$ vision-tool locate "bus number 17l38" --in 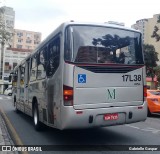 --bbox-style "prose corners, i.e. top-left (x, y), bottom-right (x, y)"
top-left (122, 74), bottom-right (142, 82)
